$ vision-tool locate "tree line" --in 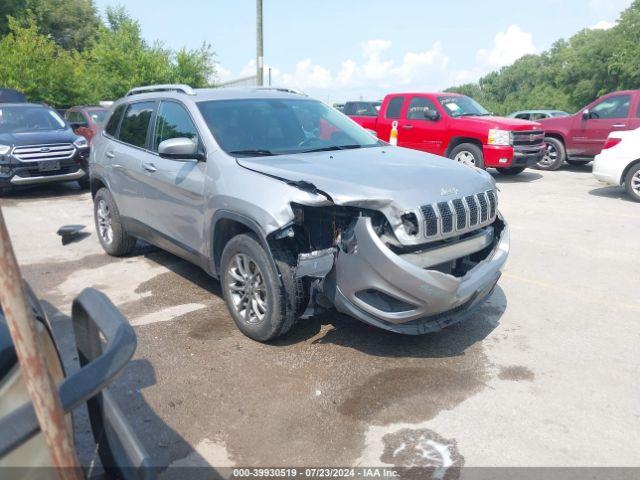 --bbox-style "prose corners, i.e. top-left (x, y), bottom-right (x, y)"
top-left (446, 0), bottom-right (640, 115)
top-left (0, 1), bottom-right (217, 107)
